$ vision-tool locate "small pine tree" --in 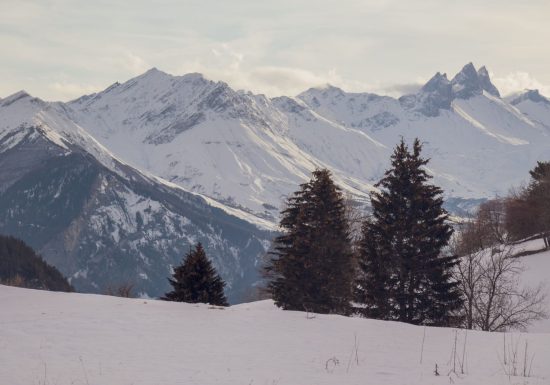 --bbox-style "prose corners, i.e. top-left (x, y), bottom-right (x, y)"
top-left (162, 243), bottom-right (228, 306)
top-left (355, 138), bottom-right (462, 326)
top-left (266, 169), bottom-right (355, 315)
